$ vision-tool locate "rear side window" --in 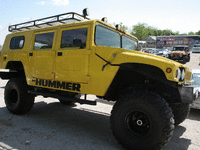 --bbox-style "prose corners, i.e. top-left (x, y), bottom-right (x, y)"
top-left (34, 32), bottom-right (54, 50)
top-left (61, 28), bottom-right (88, 49)
top-left (10, 36), bottom-right (25, 49)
